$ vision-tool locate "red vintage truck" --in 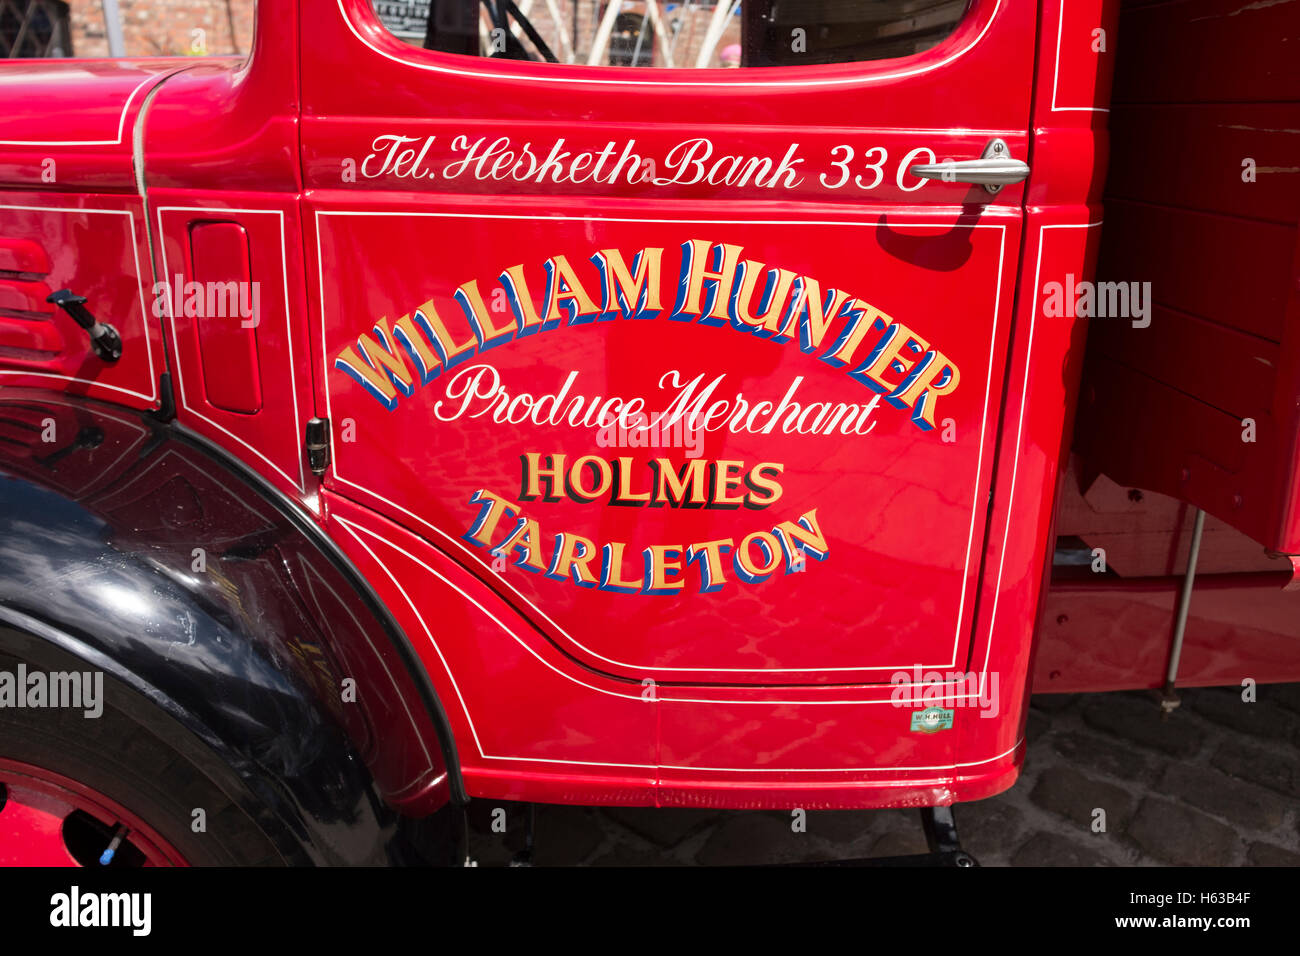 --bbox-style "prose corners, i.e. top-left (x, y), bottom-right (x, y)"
top-left (0, 0), bottom-right (1295, 866)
